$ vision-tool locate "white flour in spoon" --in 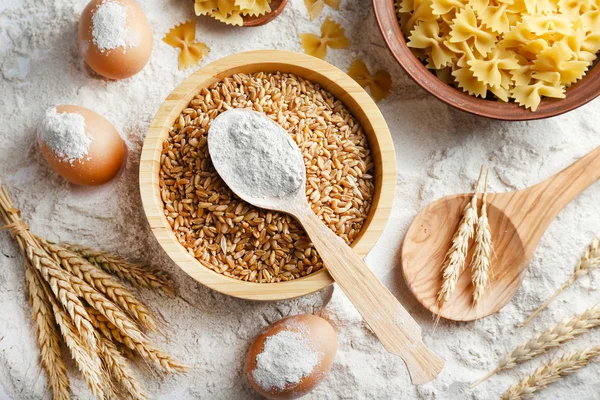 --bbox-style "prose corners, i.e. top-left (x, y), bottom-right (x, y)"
top-left (208, 109), bottom-right (305, 199)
